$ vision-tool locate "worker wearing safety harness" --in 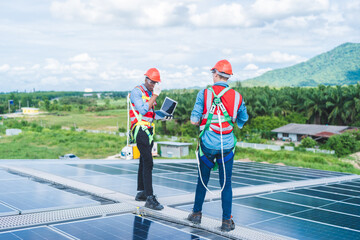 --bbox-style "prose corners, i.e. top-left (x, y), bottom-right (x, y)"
top-left (187, 60), bottom-right (248, 232)
top-left (130, 68), bottom-right (170, 211)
